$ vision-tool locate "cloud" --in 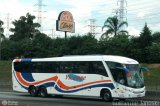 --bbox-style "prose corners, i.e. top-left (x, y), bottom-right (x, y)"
top-left (137, 12), bottom-right (146, 19)
top-left (127, 27), bottom-right (140, 36)
top-left (1, 0), bottom-right (160, 38)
